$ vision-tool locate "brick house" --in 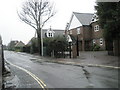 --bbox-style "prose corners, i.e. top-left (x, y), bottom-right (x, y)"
top-left (91, 21), bottom-right (106, 50)
top-left (65, 12), bottom-right (106, 57)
